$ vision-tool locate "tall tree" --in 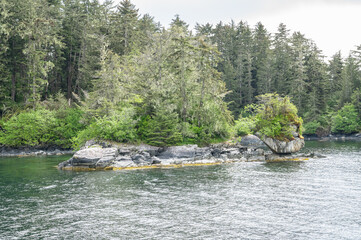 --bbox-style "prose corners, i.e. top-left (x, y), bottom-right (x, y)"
top-left (22, 0), bottom-right (61, 106)
top-left (75, 0), bottom-right (109, 94)
top-left (237, 21), bottom-right (253, 106)
top-left (289, 32), bottom-right (308, 112)
top-left (109, 0), bottom-right (139, 56)
top-left (340, 54), bottom-right (359, 105)
top-left (305, 44), bottom-right (328, 119)
top-left (0, 0), bottom-right (10, 106)
top-left (212, 21), bottom-right (239, 116)
top-left (62, 0), bottom-right (86, 99)
top-left (168, 25), bottom-right (195, 122)
top-left (328, 51), bottom-right (343, 109)
top-left (272, 23), bottom-right (292, 94)
top-left (252, 22), bottom-right (272, 95)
